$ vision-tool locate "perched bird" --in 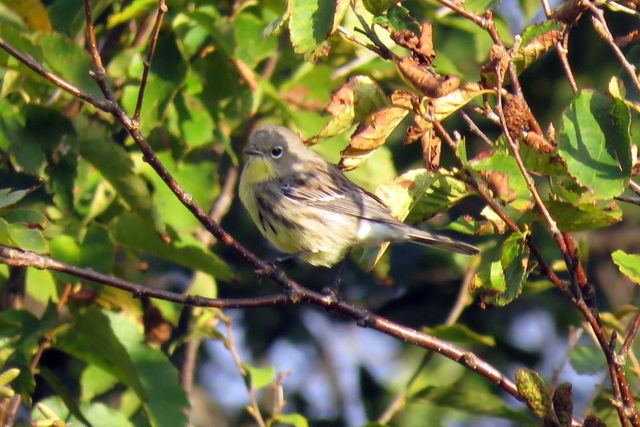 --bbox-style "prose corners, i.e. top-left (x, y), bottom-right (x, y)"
top-left (239, 125), bottom-right (479, 267)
